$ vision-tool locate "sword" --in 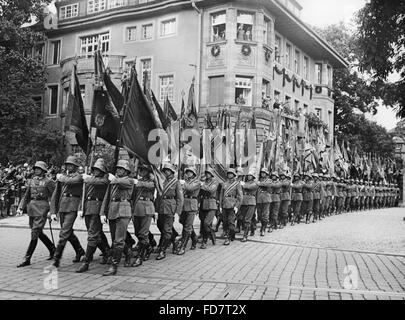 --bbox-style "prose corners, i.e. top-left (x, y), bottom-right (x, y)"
top-left (48, 218), bottom-right (55, 246)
